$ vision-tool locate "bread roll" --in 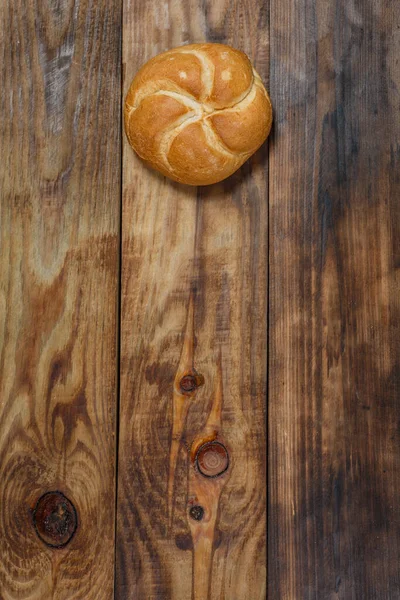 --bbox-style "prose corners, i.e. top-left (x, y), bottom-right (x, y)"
top-left (124, 43), bottom-right (273, 186)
